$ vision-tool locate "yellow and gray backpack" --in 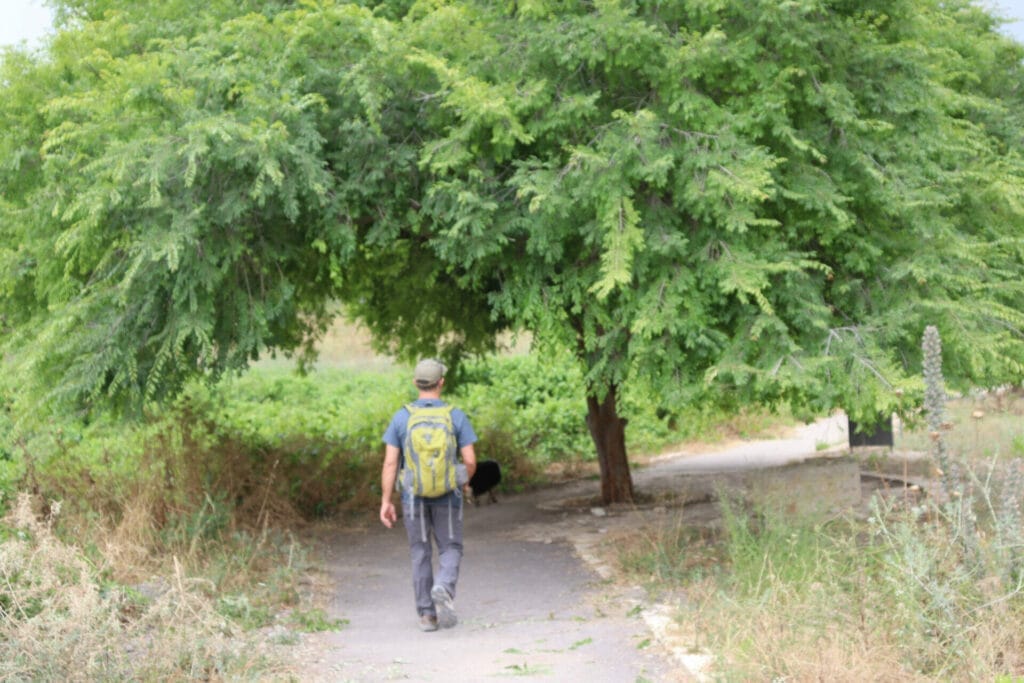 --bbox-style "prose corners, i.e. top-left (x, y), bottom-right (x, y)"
top-left (401, 403), bottom-right (459, 498)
